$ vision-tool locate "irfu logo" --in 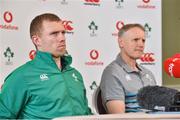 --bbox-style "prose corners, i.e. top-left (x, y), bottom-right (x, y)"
top-left (4, 47), bottom-right (14, 65)
top-left (144, 23), bottom-right (152, 38)
top-left (88, 21), bottom-right (98, 37)
top-left (115, 0), bottom-right (124, 8)
top-left (90, 81), bottom-right (98, 90)
top-left (61, 0), bottom-right (68, 5)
